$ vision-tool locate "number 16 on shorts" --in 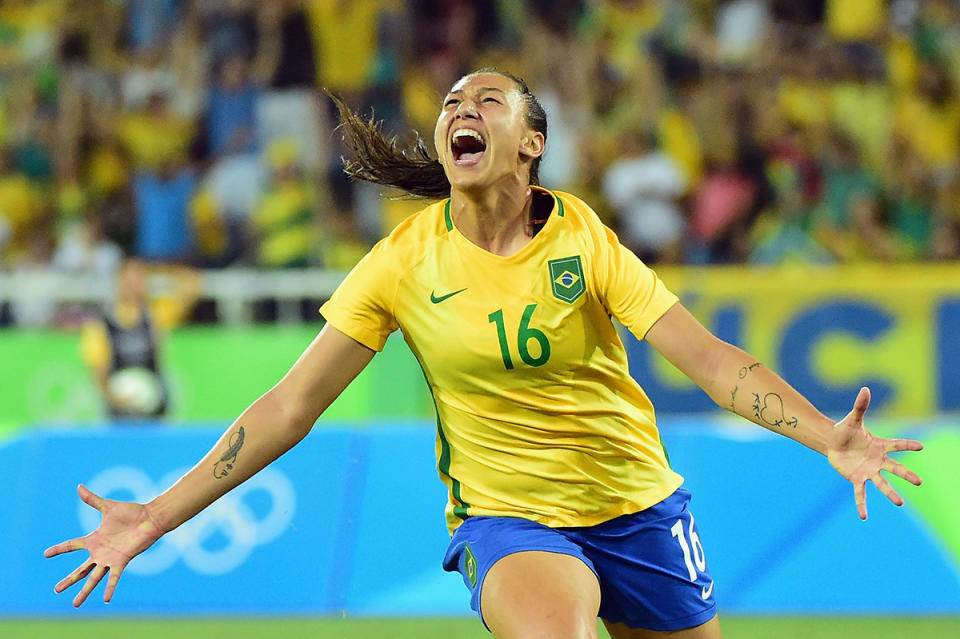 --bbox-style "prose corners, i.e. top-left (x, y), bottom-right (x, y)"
top-left (671, 513), bottom-right (714, 600)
